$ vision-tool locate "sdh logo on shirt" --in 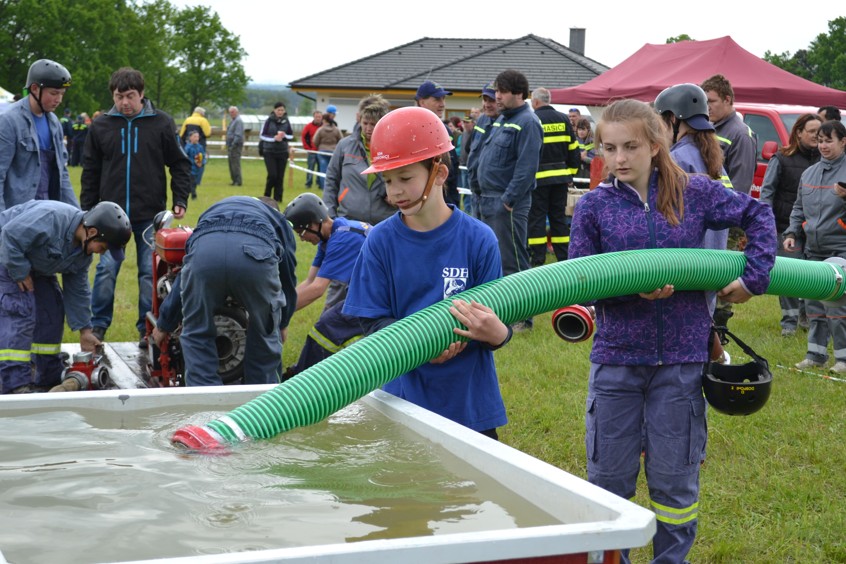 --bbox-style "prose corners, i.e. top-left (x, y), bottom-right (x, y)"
top-left (442, 267), bottom-right (468, 298)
